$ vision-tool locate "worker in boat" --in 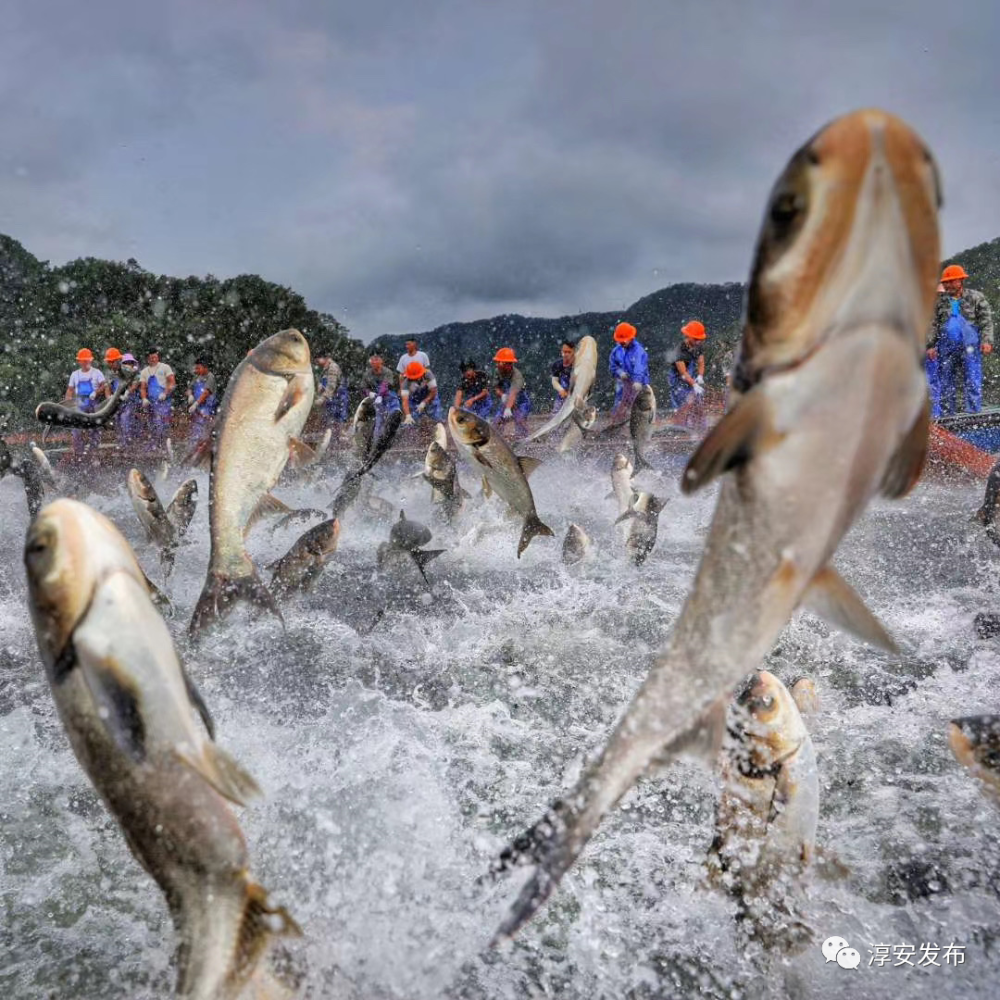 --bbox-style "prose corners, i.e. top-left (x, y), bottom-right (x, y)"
top-left (65, 348), bottom-right (106, 456)
top-left (314, 350), bottom-right (349, 428)
top-left (186, 357), bottom-right (218, 446)
top-left (401, 360), bottom-right (441, 426)
top-left (927, 264), bottom-right (994, 417)
top-left (139, 346), bottom-right (176, 452)
top-left (667, 320), bottom-right (707, 410)
top-left (396, 338), bottom-right (431, 390)
top-left (608, 322), bottom-right (649, 418)
top-left (550, 340), bottom-right (576, 411)
top-left (493, 347), bottom-right (531, 436)
top-left (362, 345), bottom-right (401, 436)
top-left (455, 359), bottom-right (492, 419)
